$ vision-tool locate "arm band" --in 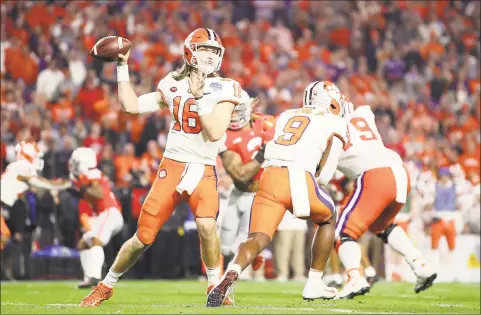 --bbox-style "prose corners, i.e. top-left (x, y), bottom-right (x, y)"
top-left (117, 64), bottom-right (130, 82)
